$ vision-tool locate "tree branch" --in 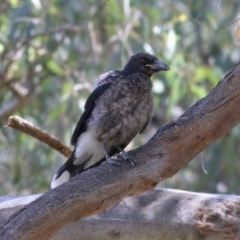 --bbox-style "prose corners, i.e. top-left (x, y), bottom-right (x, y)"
top-left (0, 82), bottom-right (30, 120)
top-left (15, 24), bottom-right (86, 50)
top-left (7, 116), bottom-right (72, 158)
top-left (0, 98), bottom-right (28, 120)
top-left (1, 62), bottom-right (240, 240)
top-left (1, 189), bottom-right (239, 240)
